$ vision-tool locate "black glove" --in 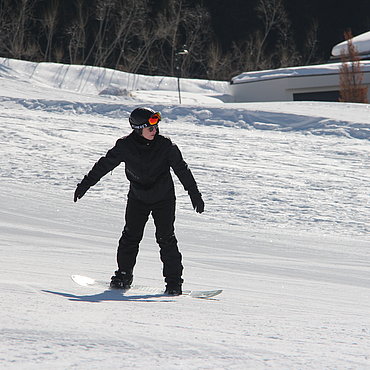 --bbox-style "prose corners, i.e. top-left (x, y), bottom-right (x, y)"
top-left (74, 177), bottom-right (90, 202)
top-left (189, 191), bottom-right (205, 214)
